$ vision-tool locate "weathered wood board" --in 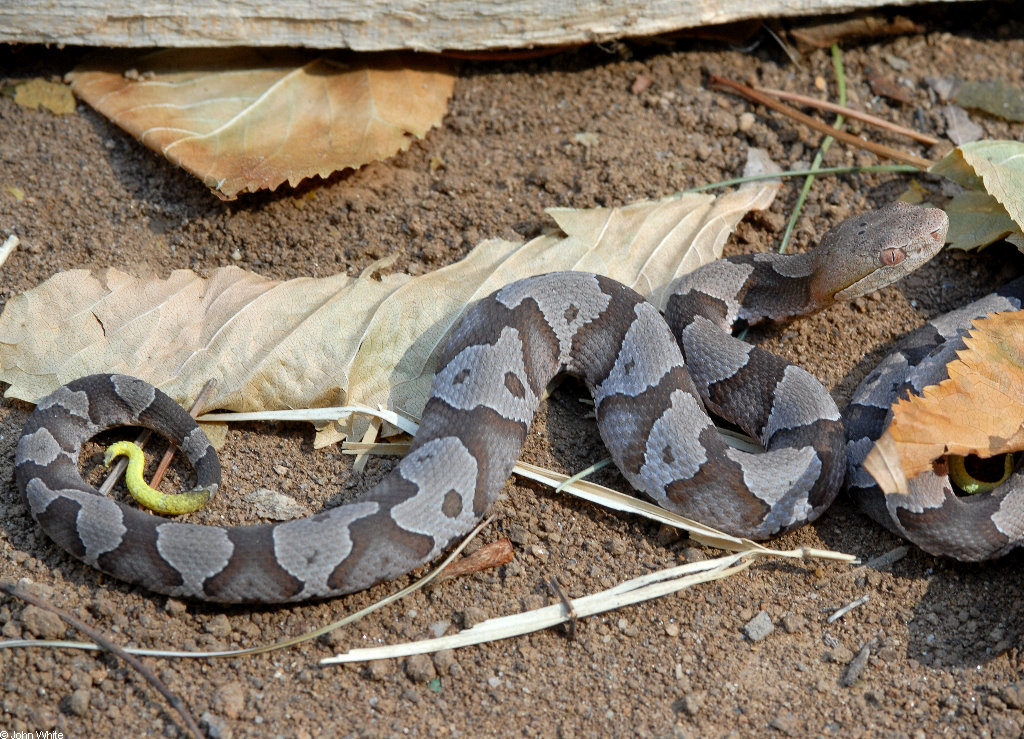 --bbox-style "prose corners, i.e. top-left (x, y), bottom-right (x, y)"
top-left (2, 0), bottom-right (975, 51)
